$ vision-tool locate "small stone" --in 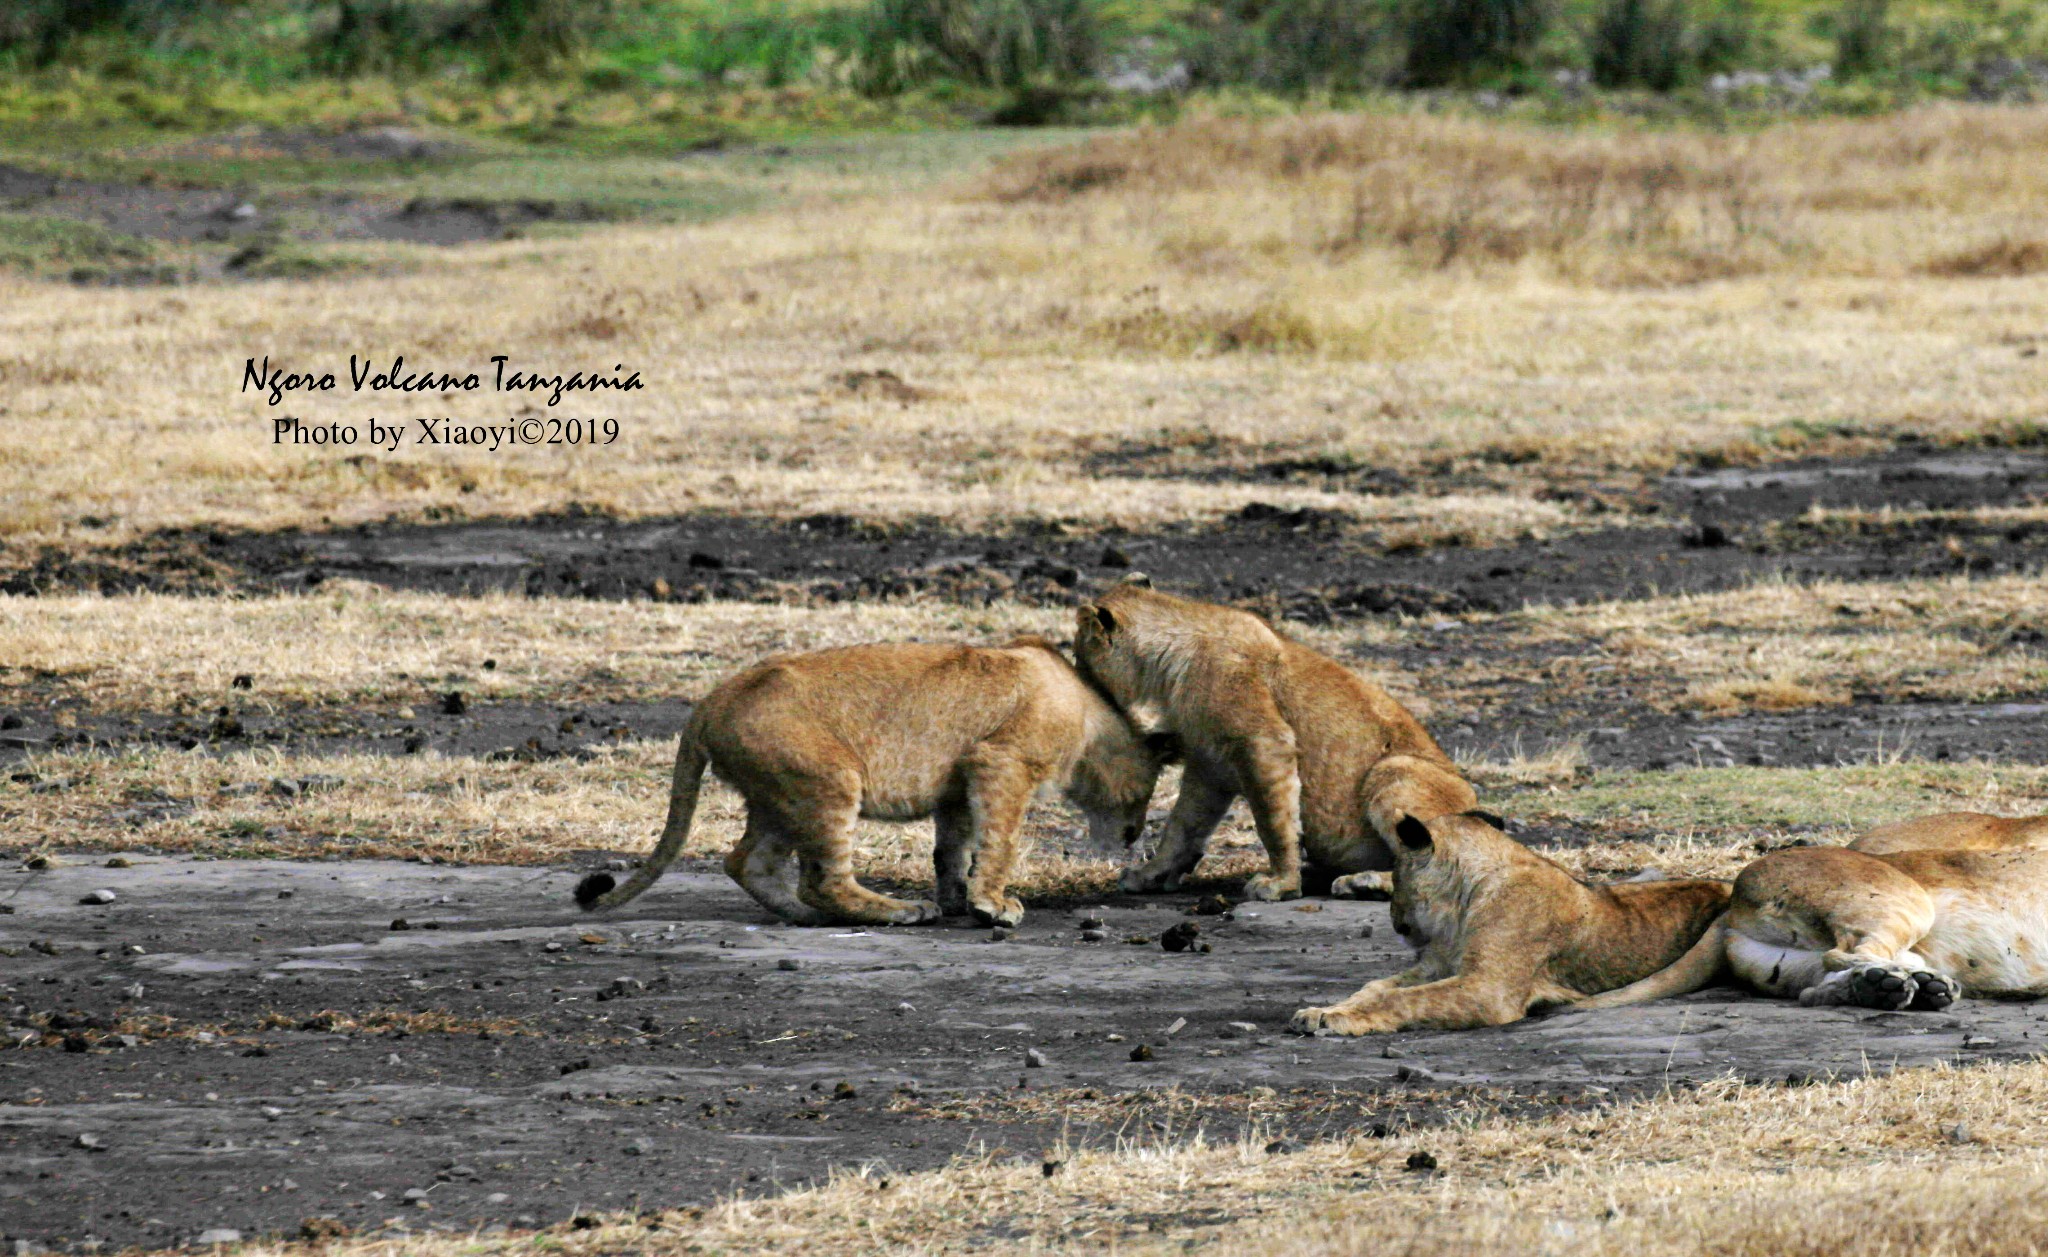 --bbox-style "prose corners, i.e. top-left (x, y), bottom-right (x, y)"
top-left (271, 777), bottom-right (301, 798)
top-left (1106, 1033), bottom-right (1126, 1042)
top-left (834, 1081), bottom-right (858, 1100)
top-left (1226, 1021), bottom-right (1259, 1035)
top-left (579, 932), bottom-right (609, 946)
top-left (1406, 1150), bottom-right (1439, 1171)
top-left (104, 857), bottom-right (132, 869)
top-left (1128, 1043), bottom-right (1154, 1062)
top-left (390, 918), bottom-right (411, 931)
top-left (1164, 1017), bottom-right (1187, 1037)
top-left (1944, 1123), bottom-right (1973, 1144)
top-left (605, 858), bottom-right (632, 872)
top-left (778, 957), bottom-right (803, 971)
top-left (543, 941), bottom-right (564, 952)
top-left (1099, 545), bottom-right (1132, 568)
top-left (1359, 924), bottom-right (1375, 938)
top-left (988, 926), bottom-right (1013, 942)
top-left (441, 692), bottom-right (468, 716)
top-left (1025, 1049), bottom-right (1050, 1069)
top-left (403, 1187), bottom-right (431, 1205)
top-left (1395, 1064), bottom-right (1439, 1083)
top-left (1264, 1137), bottom-right (1301, 1155)
top-left (298, 1218), bottom-right (351, 1241)
top-left (122, 944), bottom-right (144, 956)
top-left (894, 1002), bottom-right (915, 1015)
top-left (1076, 914), bottom-right (1105, 930)
top-left (486, 1193), bottom-right (511, 1205)
top-left (76, 1133), bottom-right (107, 1151)
top-left (624, 1138), bottom-right (654, 1156)
top-left (231, 673), bottom-right (254, 690)
top-left (1192, 894), bottom-right (1231, 916)
top-left (195, 1230), bottom-right (243, 1246)
top-left (278, 889), bottom-right (294, 899)
top-left (79, 889), bottom-right (117, 905)
top-left (1161, 922), bottom-right (1201, 952)
top-left (1381, 1045), bottom-right (1406, 1059)
top-left (1080, 928), bottom-right (1107, 942)
top-left (1964, 1035), bottom-right (1999, 1048)
top-left (262, 1106), bottom-right (285, 1120)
